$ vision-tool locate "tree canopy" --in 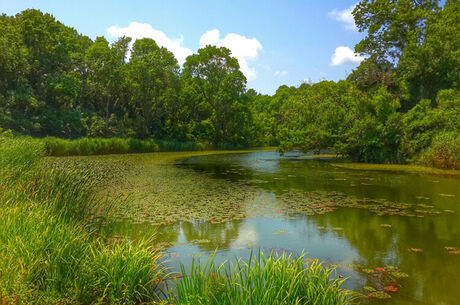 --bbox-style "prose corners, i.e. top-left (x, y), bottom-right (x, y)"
top-left (1, 2), bottom-right (459, 167)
